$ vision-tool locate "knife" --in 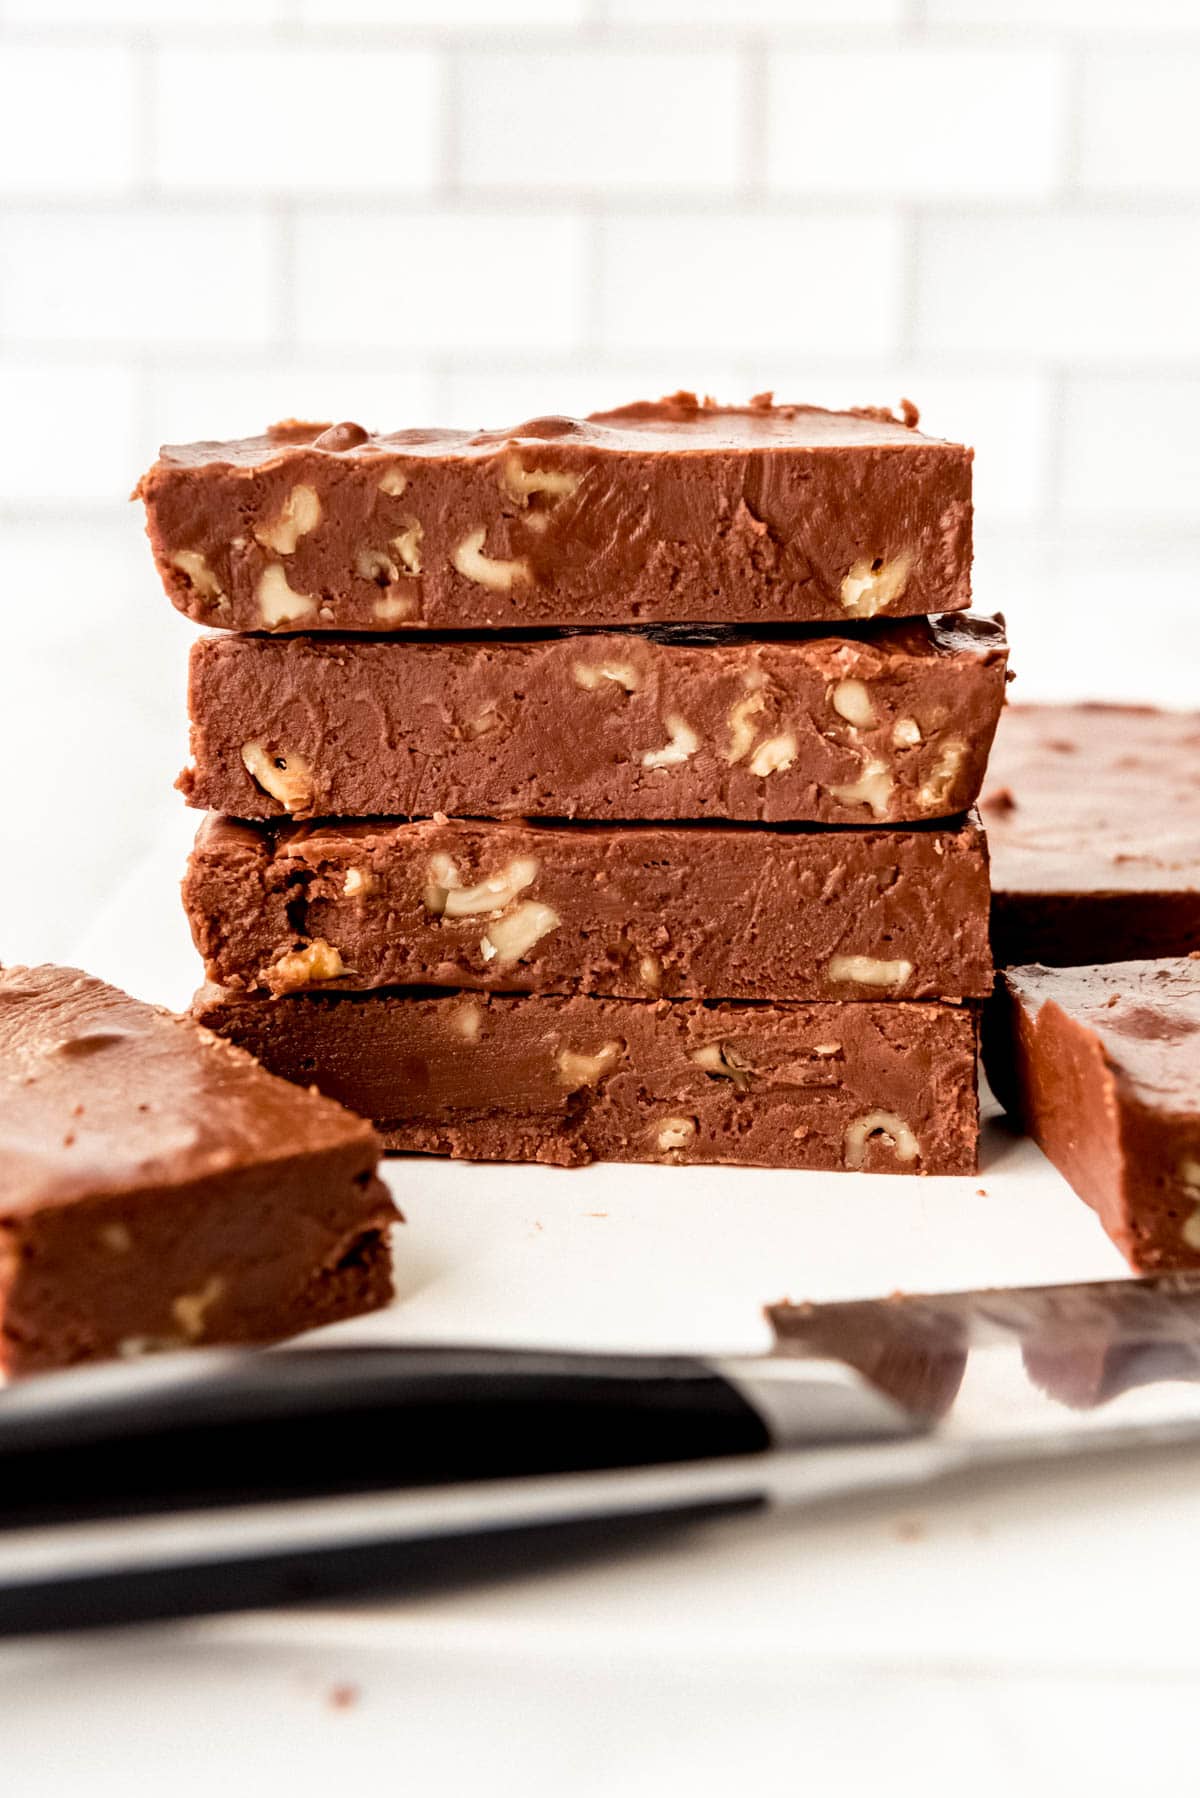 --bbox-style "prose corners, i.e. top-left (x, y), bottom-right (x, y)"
top-left (6, 1270), bottom-right (1200, 1636)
